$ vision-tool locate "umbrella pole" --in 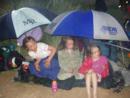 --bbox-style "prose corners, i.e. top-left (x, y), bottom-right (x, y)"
top-left (119, 42), bottom-right (126, 68)
top-left (105, 42), bottom-right (130, 51)
top-left (17, 43), bottom-right (21, 53)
